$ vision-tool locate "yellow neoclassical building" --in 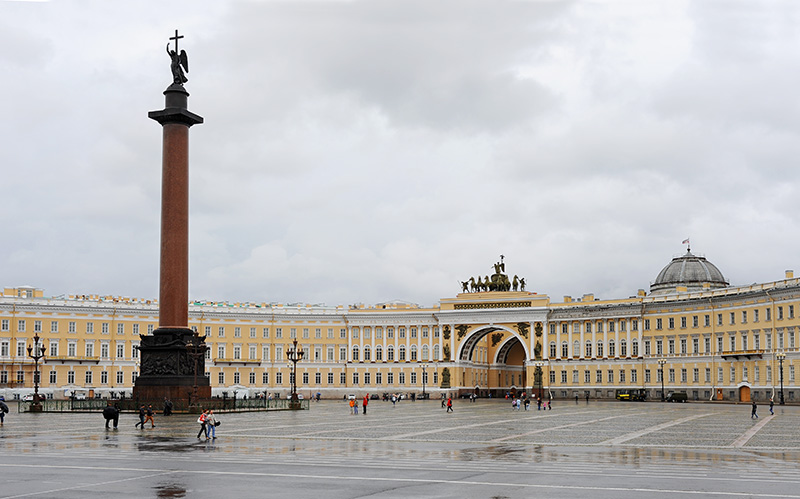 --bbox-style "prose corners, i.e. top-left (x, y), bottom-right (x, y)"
top-left (1, 250), bottom-right (798, 403)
